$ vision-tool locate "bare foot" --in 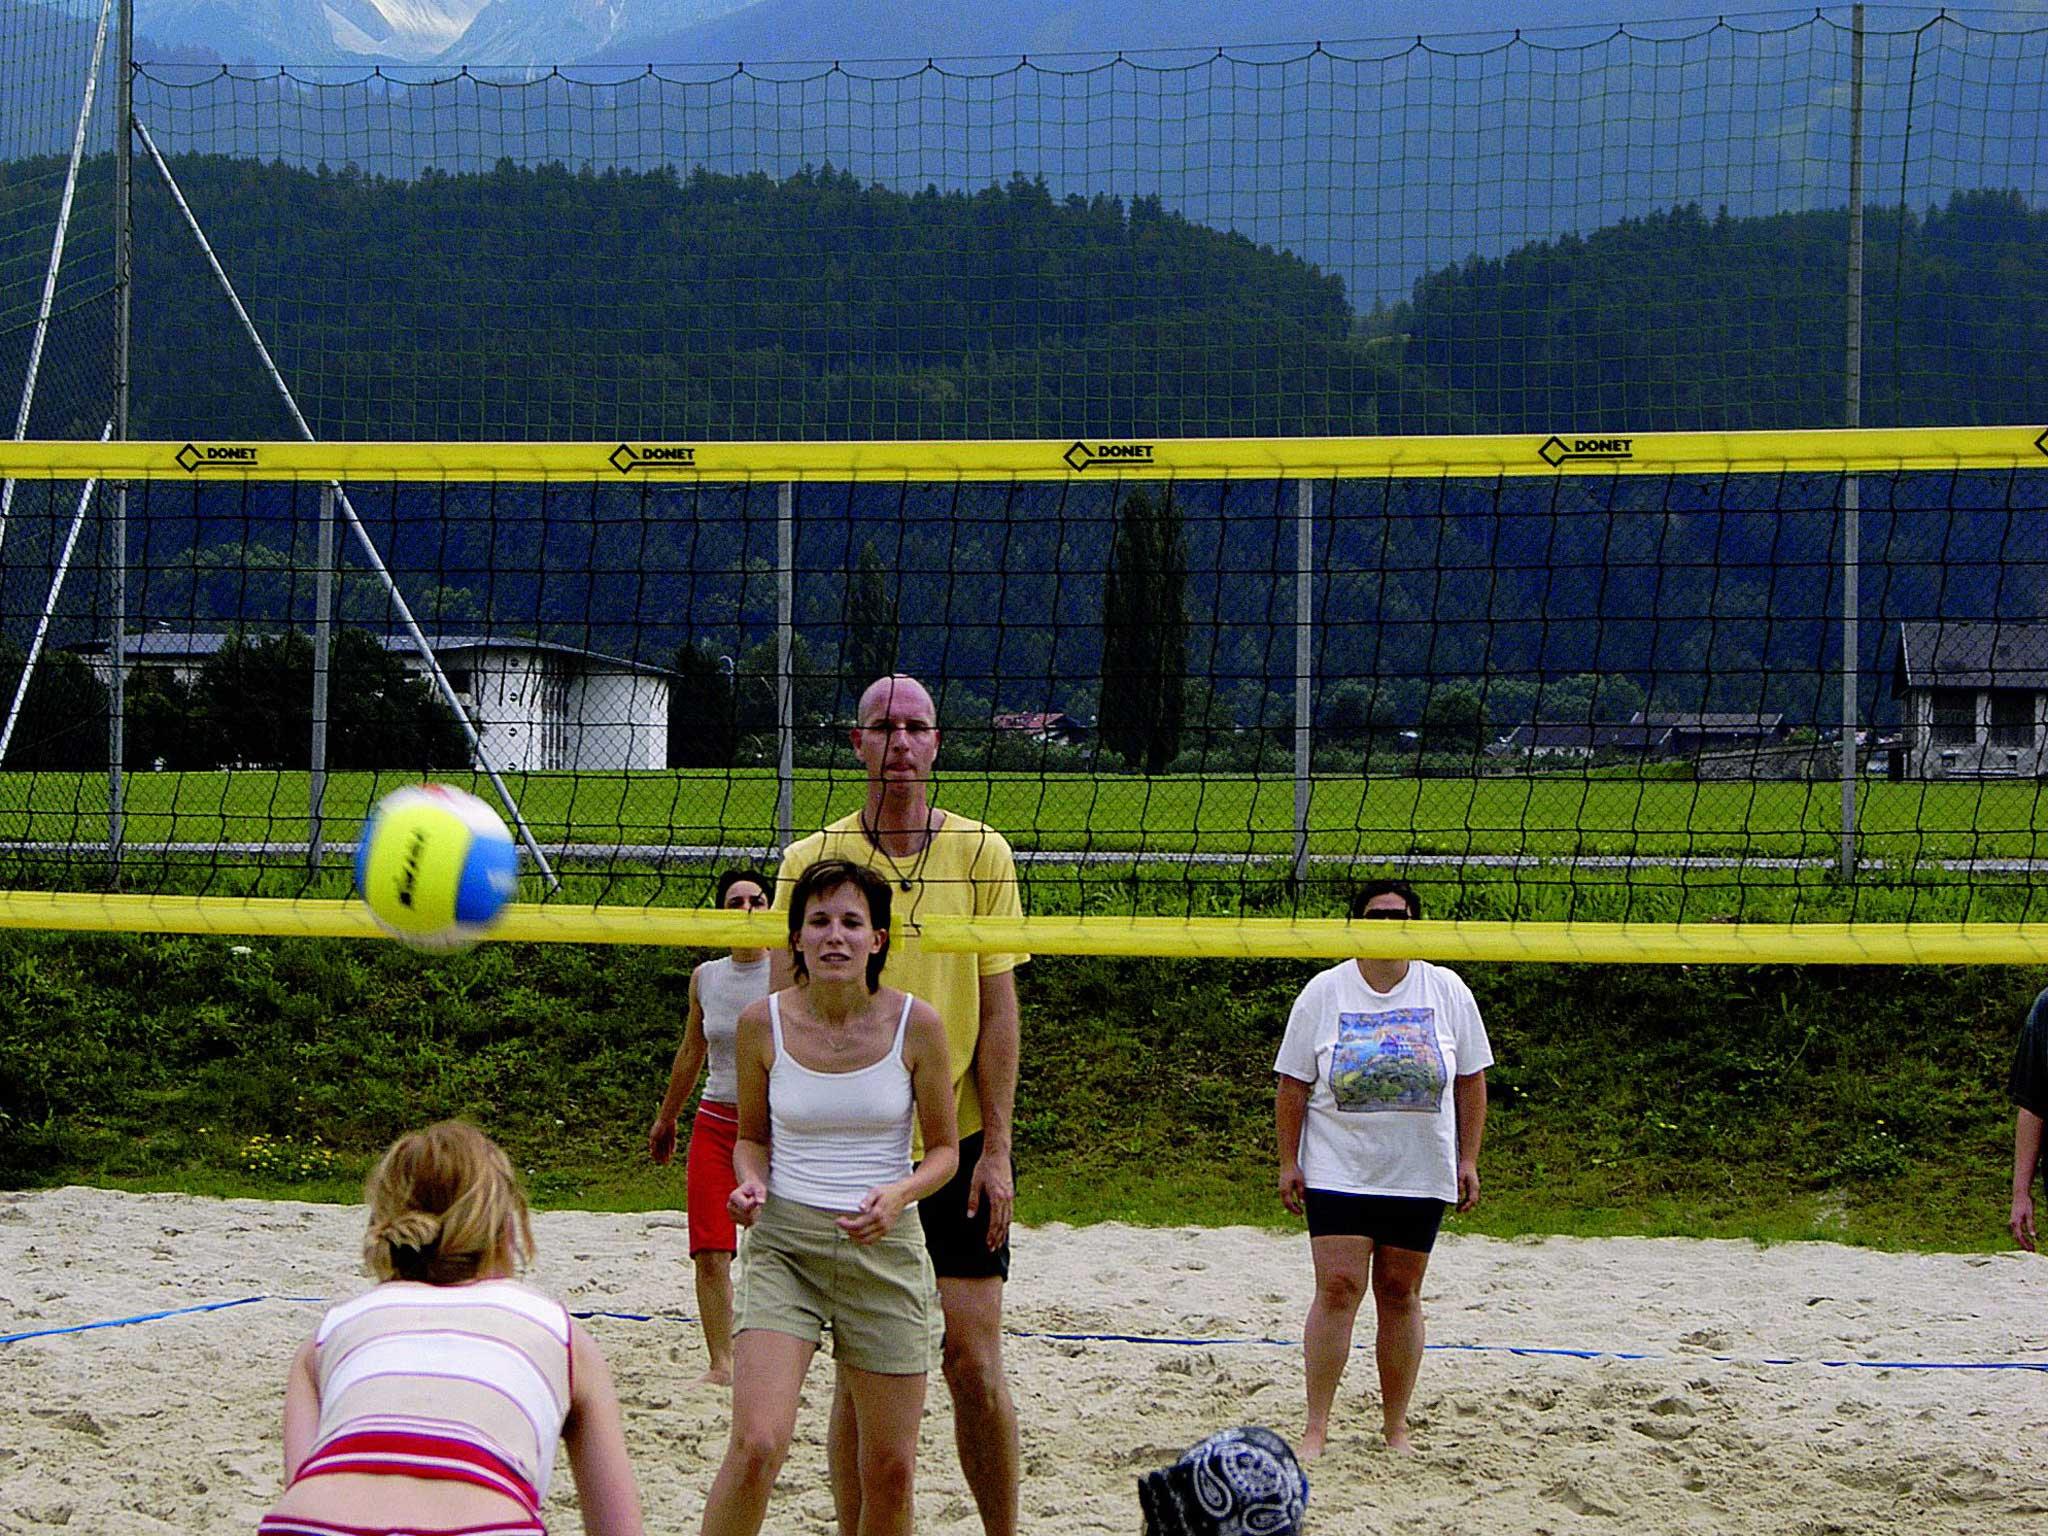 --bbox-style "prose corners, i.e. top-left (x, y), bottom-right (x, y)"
top-left (1383, 1425), bottom-right (1416, 1456)
top-left (1299, 1428), bottom-right (1327, 1462)
top-left (696, 1364), bottom-right (733, 1387)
